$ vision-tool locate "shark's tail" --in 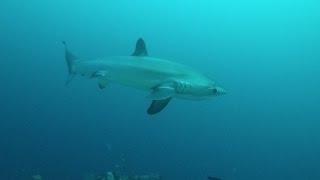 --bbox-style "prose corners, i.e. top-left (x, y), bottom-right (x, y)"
top-left (62, 41), bottom-right (78, 85)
